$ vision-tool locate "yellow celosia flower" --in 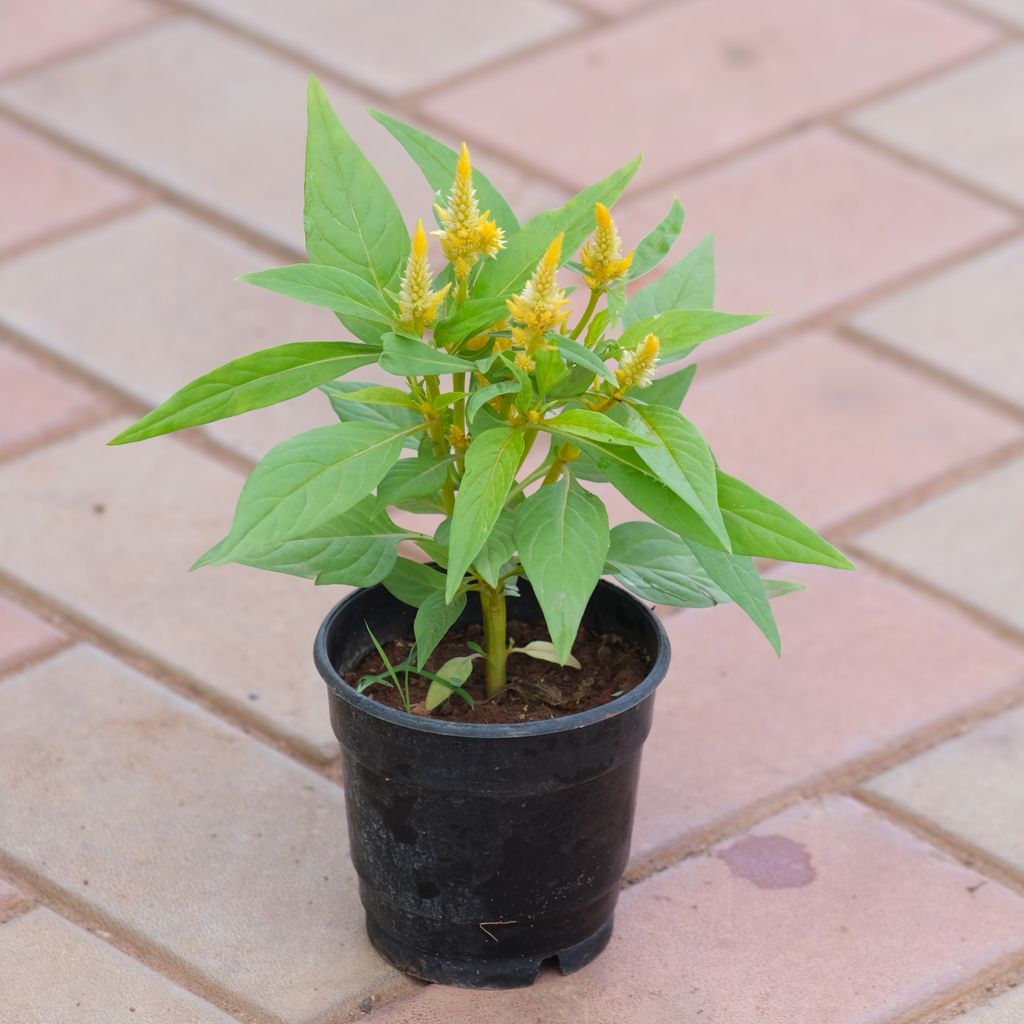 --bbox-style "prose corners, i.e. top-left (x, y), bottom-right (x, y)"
top-left (506, 234), bottom-right (571, 351)
top-left (434, 143), bottom-right (504, 282)
top-left (447, 423), bottom-right (469, 452)
top-left (398, 219), bottom-right (450, 333)
top-left (615, 334), bottom-right (660, 391)
top-left (579, 202), bottom-right (633, 289)
top-left (514, 350), bottom-right (536, 373)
